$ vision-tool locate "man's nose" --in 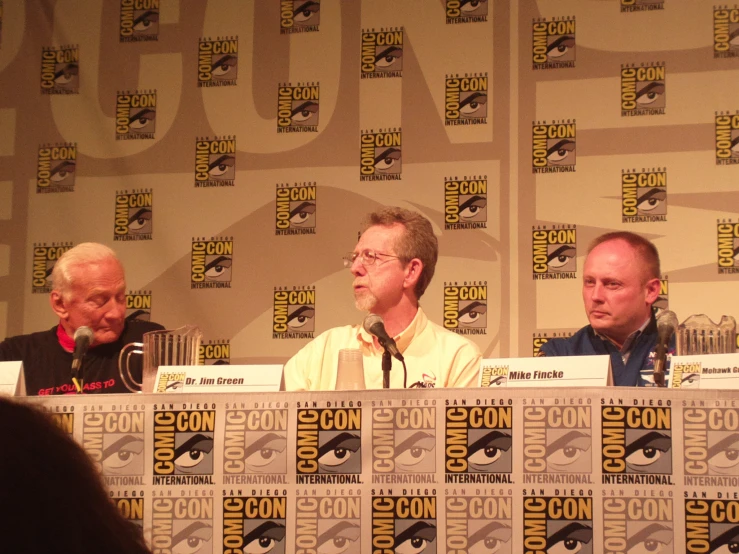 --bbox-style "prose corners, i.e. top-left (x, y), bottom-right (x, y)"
top-left (350, 256), bottom-right (366, 277)
top-left (590, 283), bottom-right (604, 302)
